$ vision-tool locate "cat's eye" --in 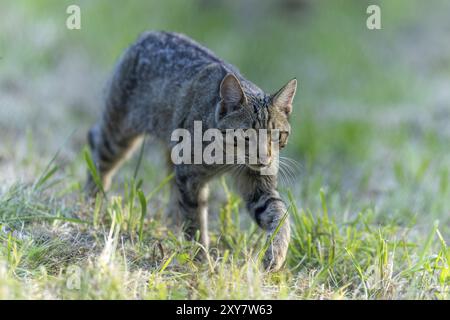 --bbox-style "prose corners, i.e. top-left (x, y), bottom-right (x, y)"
top-left (279, 131), bottom-right (288, 141)
top-left (279, 131), bottom-right (288, 148)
